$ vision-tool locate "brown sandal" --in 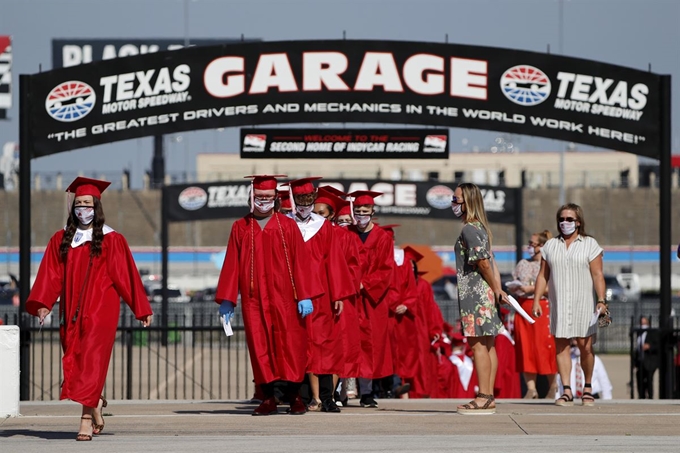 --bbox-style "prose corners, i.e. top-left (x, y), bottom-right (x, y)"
top-left (457, 392), bottom-right (496, 414)
top-left (76, 416), bottom-right (93, 441)
top-left (555, 385), bottom-right (574, 407)
top-left (93, 396), bottom-right (108, 435)
top-left (581, 384), bottom-right (595, 407)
